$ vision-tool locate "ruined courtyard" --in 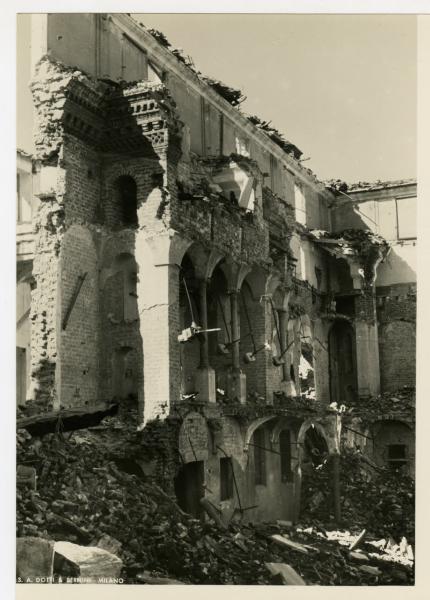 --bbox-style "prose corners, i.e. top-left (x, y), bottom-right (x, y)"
top-left (16, 14), bottom-right (416, 585)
